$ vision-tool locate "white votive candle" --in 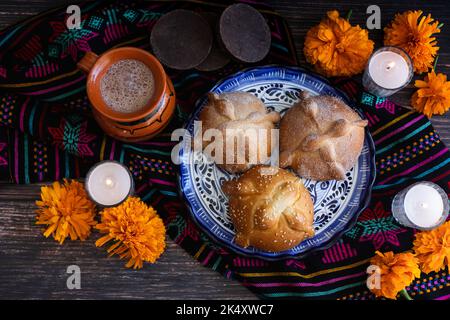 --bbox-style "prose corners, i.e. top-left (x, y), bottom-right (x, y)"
top-left (86, 160), bottom-right (134, 207)
top-left (404, 184), bottom-right (444, 228)
top-left (363, 46), bottom-right (413, 97)
top-left (369, 52), bottom-right (410, 89)
top-left (392, 181), bottom-right (449, 230)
